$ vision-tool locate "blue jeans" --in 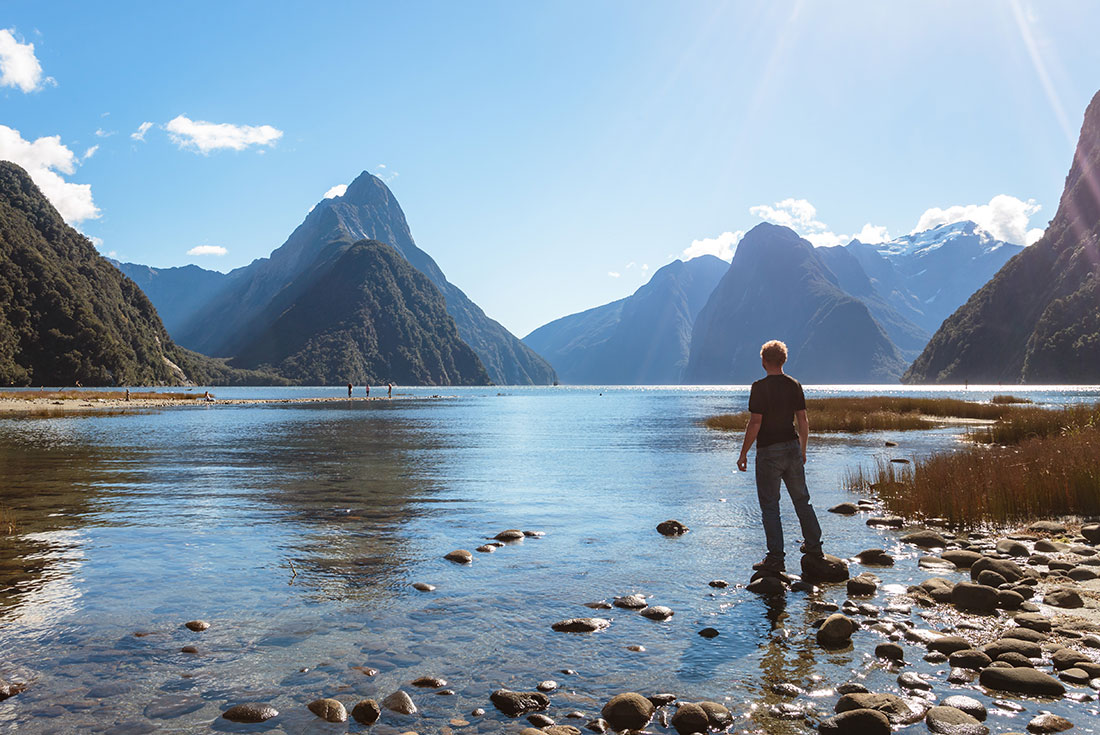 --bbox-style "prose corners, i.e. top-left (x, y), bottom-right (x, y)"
top-left (755, 439), bottom-right (822, 558)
